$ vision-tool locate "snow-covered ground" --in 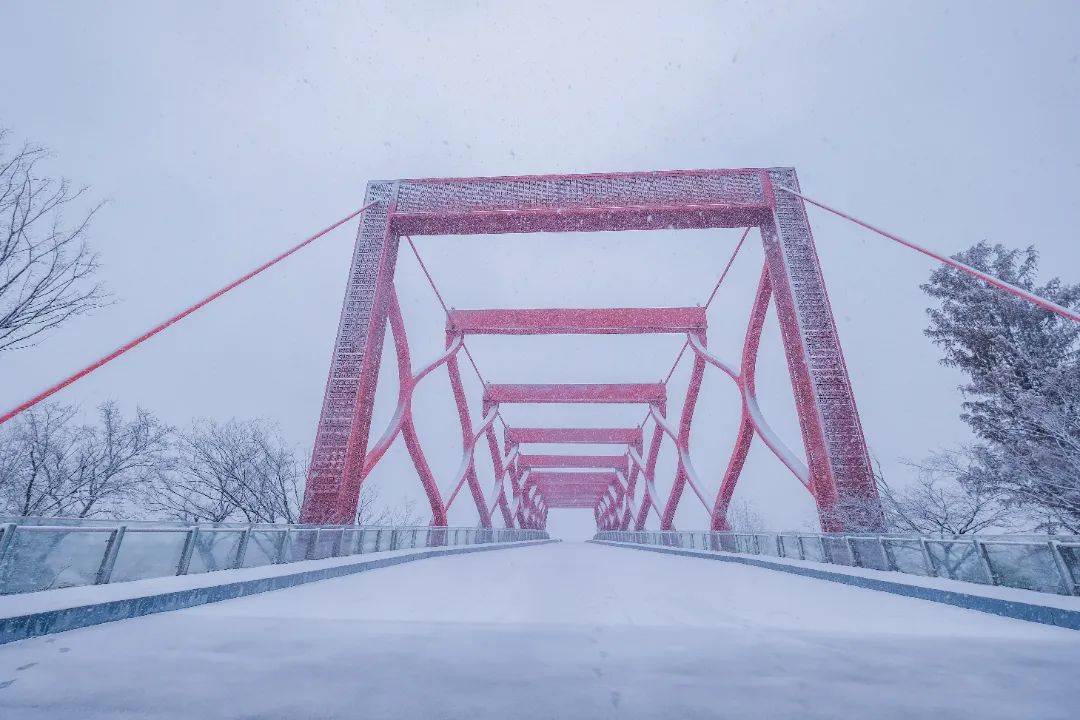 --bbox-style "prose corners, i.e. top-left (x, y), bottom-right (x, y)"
top-left (0, 542), bottom-right (1077, 719)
